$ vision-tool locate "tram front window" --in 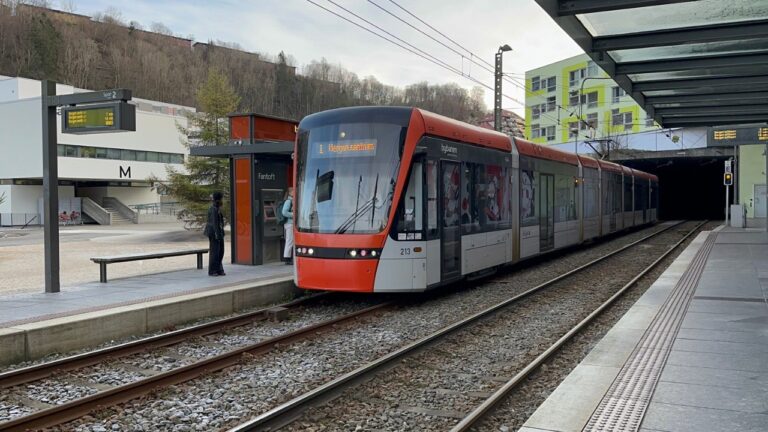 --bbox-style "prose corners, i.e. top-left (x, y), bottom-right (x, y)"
top-left (296, 122), bottom-right (406, 234)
